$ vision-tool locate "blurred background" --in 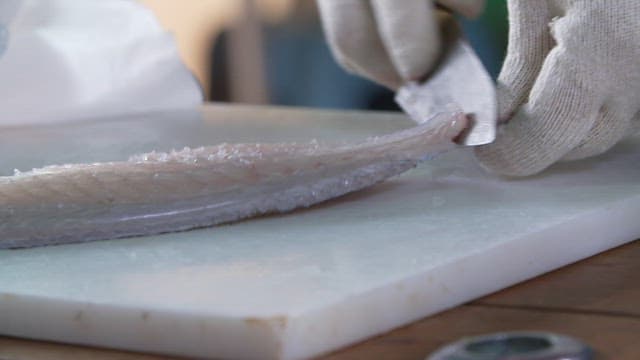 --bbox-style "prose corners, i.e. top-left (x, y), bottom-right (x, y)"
top-left (141, 0), bottom-right (508, 112)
